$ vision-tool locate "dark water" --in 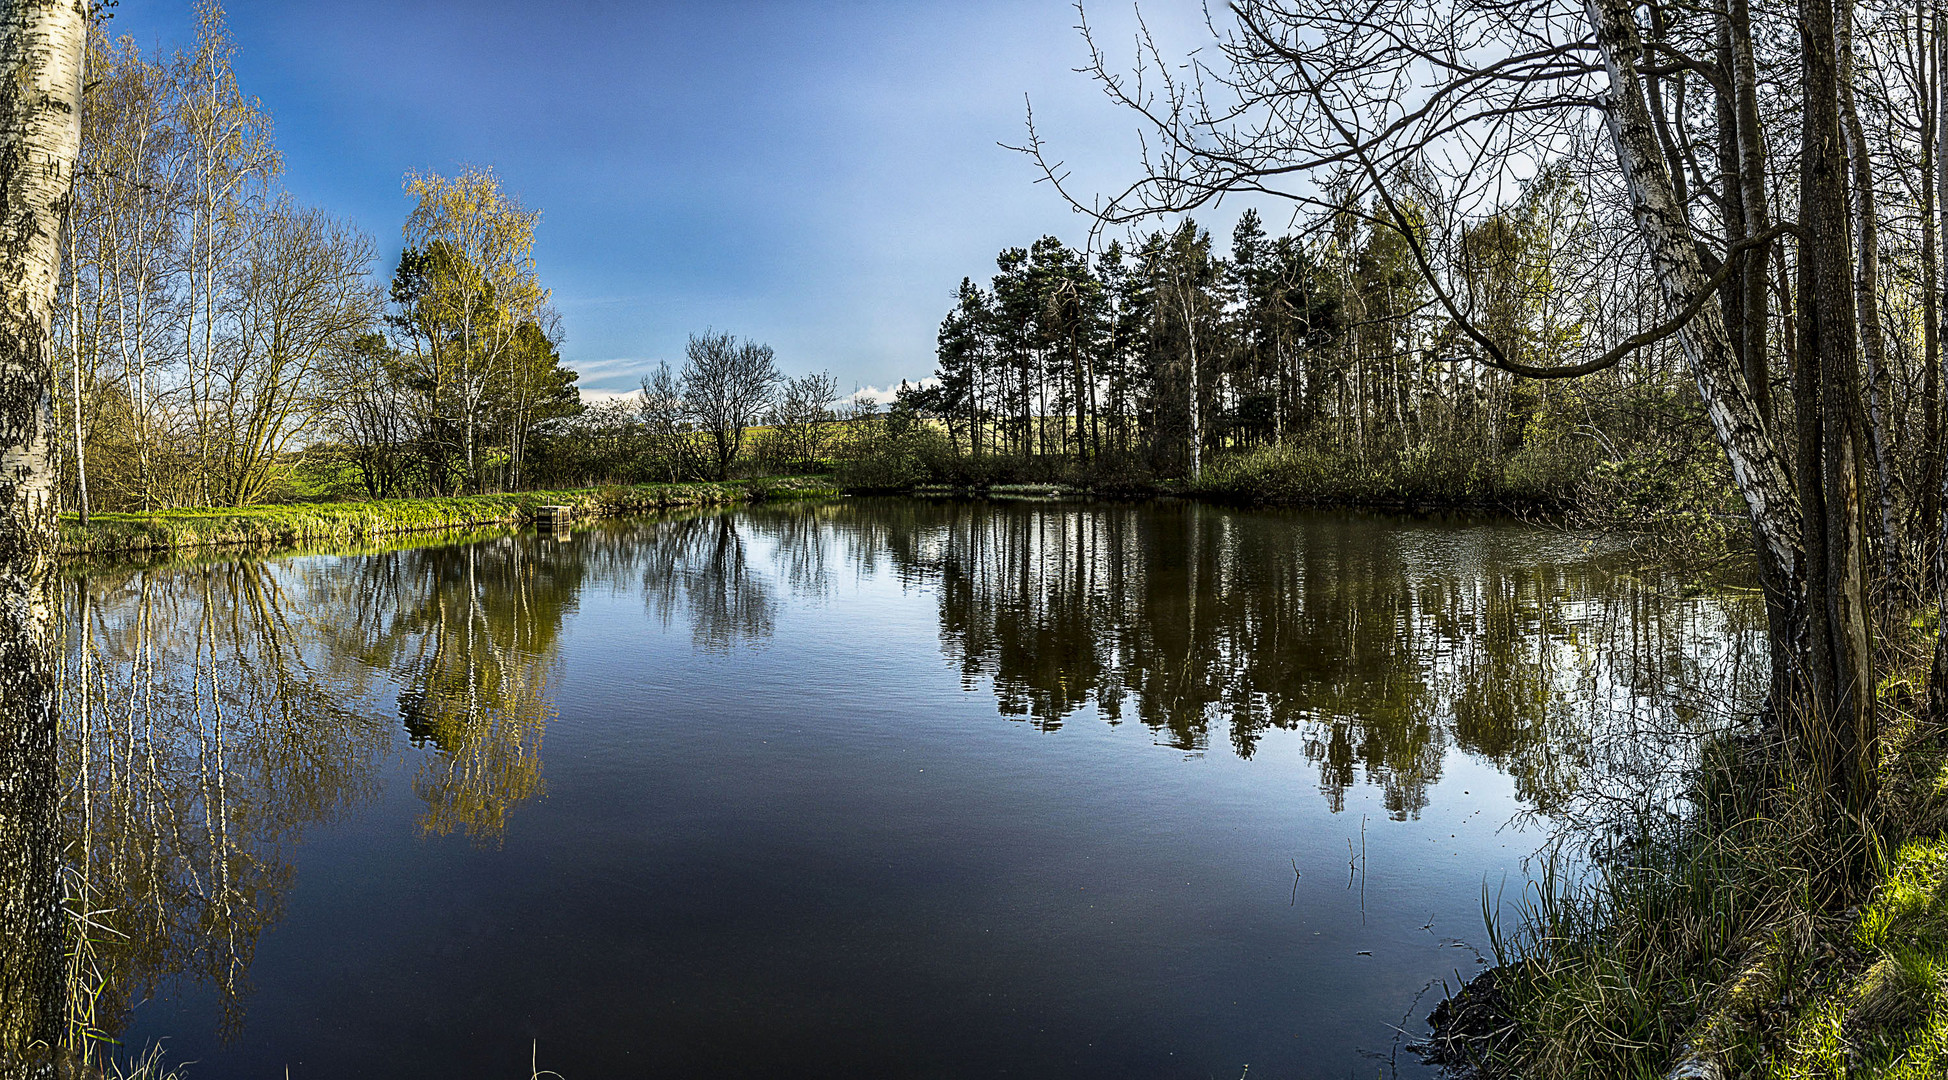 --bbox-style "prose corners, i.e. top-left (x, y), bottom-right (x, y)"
top-left (52, 499), bottom-right (1763, 1078)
